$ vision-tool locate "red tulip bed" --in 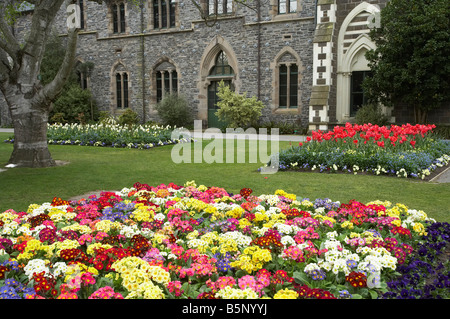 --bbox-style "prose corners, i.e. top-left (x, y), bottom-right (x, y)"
top-left (277, 123), bottom-right (450, 179)
top-left (1, 181), bottom-right (449, 300)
